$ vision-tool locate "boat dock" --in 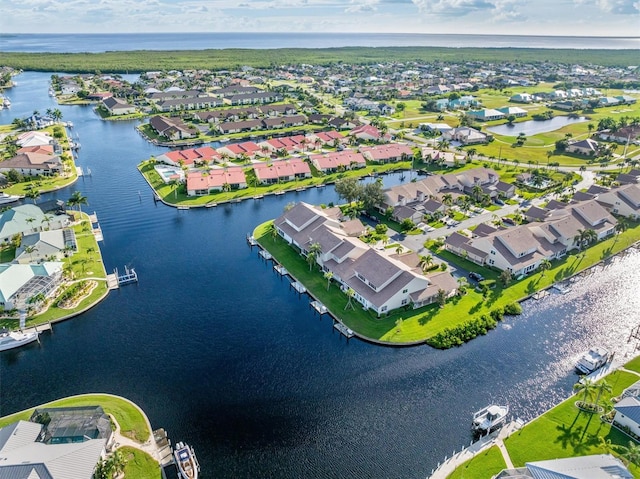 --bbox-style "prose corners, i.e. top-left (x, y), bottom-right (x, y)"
top-left (310, 300), bottom-right (328, 315)
top-left (532, 290), bottom-right (549, 300)
top-left (246, 234), bottom-right (257, 246)
top-left (89, 212), bottom-right (104, 242)
top-left (552, 283), bottom-right (572, 294)
top-left (274, 264), bottom-right (288, 276)
top-left (333, 321), bottom-right (354, 338)
top-left (21, 322), bottom-right (52, 337)
top-left (108, 266), bottom-right (138, 289)
top-left (259, 250), bottom-right (272, 261)
top-left (291, 281), bottom-right (307, 294)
